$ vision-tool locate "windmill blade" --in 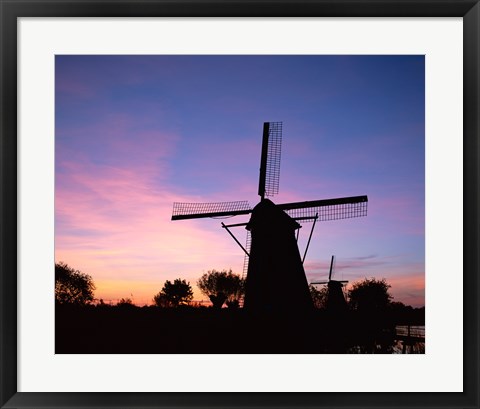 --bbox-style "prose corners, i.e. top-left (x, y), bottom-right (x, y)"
top-left (171, 201), bottom-right (252, 220)
top-left (258, 122), bottom-right (282, 199)
top-left (278, 195), bottom-right (368, 221)
top-left (242, 230), bottom-right (251, 279)
top-left (328, 255), bottom-right (335, 281)
top-left (311, 281), bottom-right (329, 285)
